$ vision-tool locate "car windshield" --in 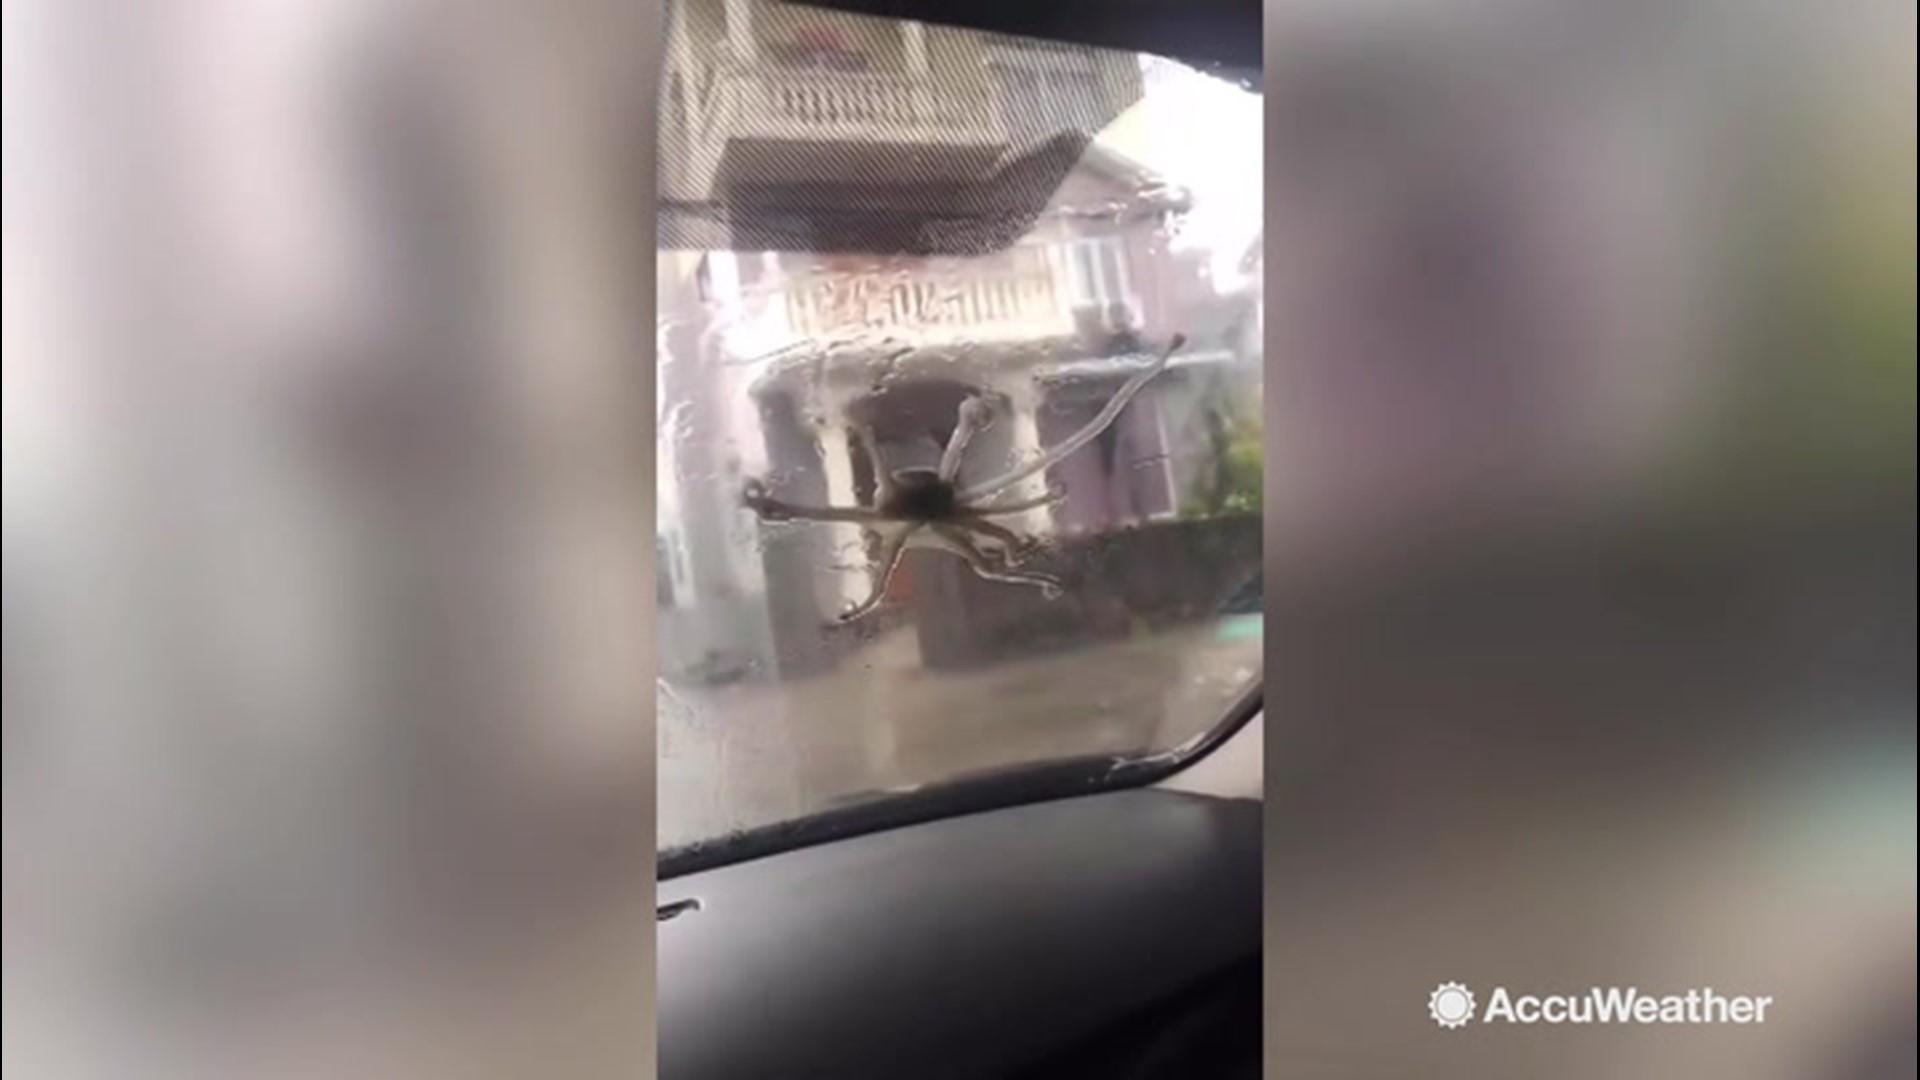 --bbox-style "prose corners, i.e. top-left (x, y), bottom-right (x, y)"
top-left (657, 0), bottom-right (1262, 857)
